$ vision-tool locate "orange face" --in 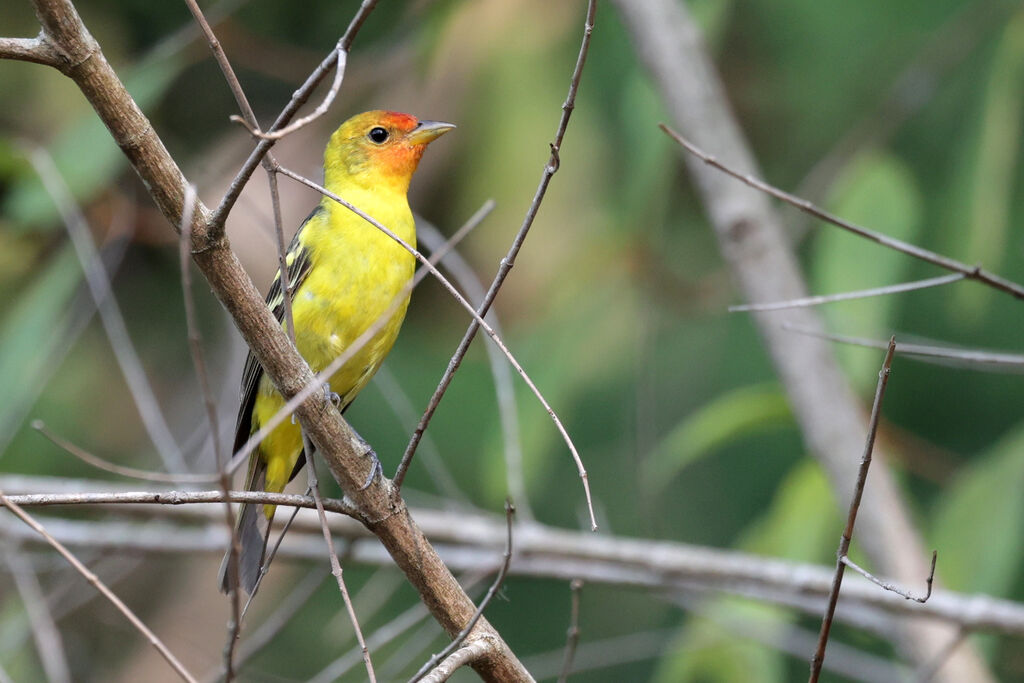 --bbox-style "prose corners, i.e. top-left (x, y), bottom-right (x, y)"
top-left (325, 110), bottom-right (455, 192)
